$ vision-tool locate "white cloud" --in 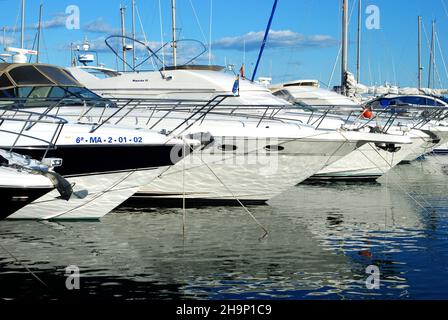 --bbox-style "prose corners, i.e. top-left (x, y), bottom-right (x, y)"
top-left (2, 12), bottom-right (69, 32)
top-left (0, 36), bottom-right (15, 47)
top-left (213, 30), bottom-right (337, 51)
top-left (83, 18), bottom-right (121, 34)
top-left (37, 13), bottom-right (68, 29)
